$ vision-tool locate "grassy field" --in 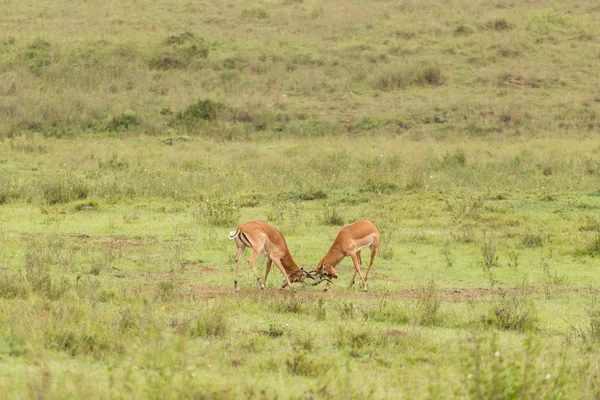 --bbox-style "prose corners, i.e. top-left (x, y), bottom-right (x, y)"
top-left (1, 0), bottom-right (600, 398)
